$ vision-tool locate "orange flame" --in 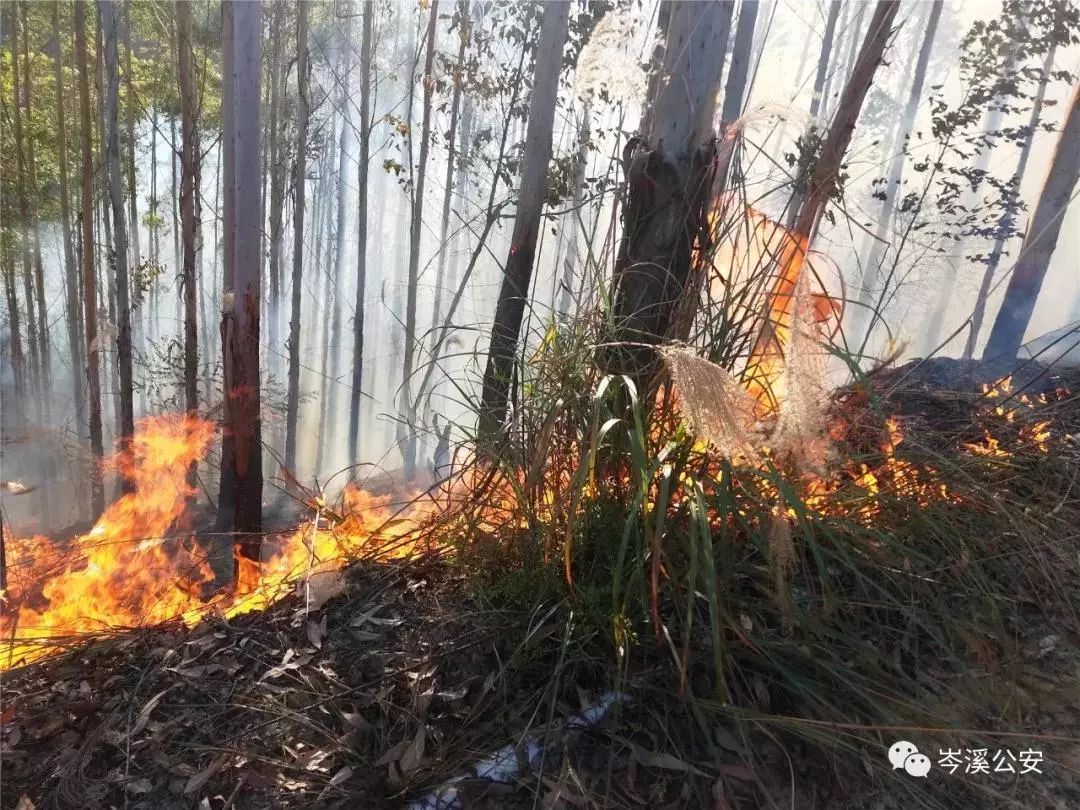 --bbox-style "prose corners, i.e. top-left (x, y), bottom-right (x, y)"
top-left (0, 415), bottom-right (438, 669)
